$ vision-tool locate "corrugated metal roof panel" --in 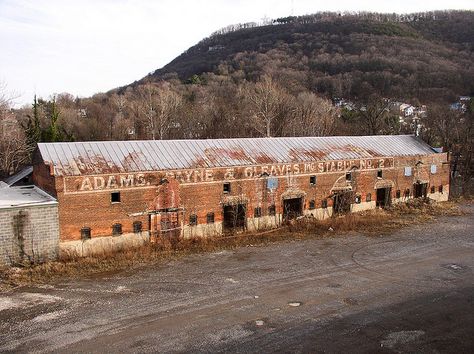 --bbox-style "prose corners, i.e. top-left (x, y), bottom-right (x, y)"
top-left (37, 135), bottom-right (438, 176)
